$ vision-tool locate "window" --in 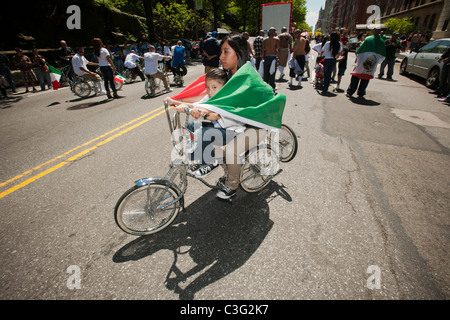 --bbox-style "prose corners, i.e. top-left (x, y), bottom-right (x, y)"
top-left (420, 41), bottom-right (440, 53)
top-left (434, 41), bottom-right (450, 54)
top-left (428, 14), bottom-right (436, 30)
top-left (423, 15), bottom-right (429, 28)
